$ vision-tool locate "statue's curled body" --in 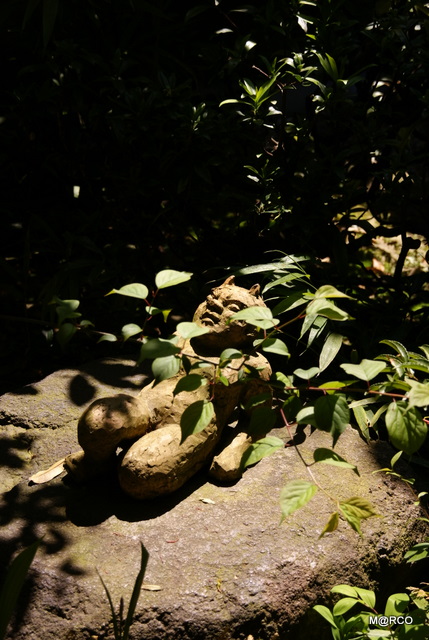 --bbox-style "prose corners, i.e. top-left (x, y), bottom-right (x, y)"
top-left (65, 277), bottom-right (273, 499)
